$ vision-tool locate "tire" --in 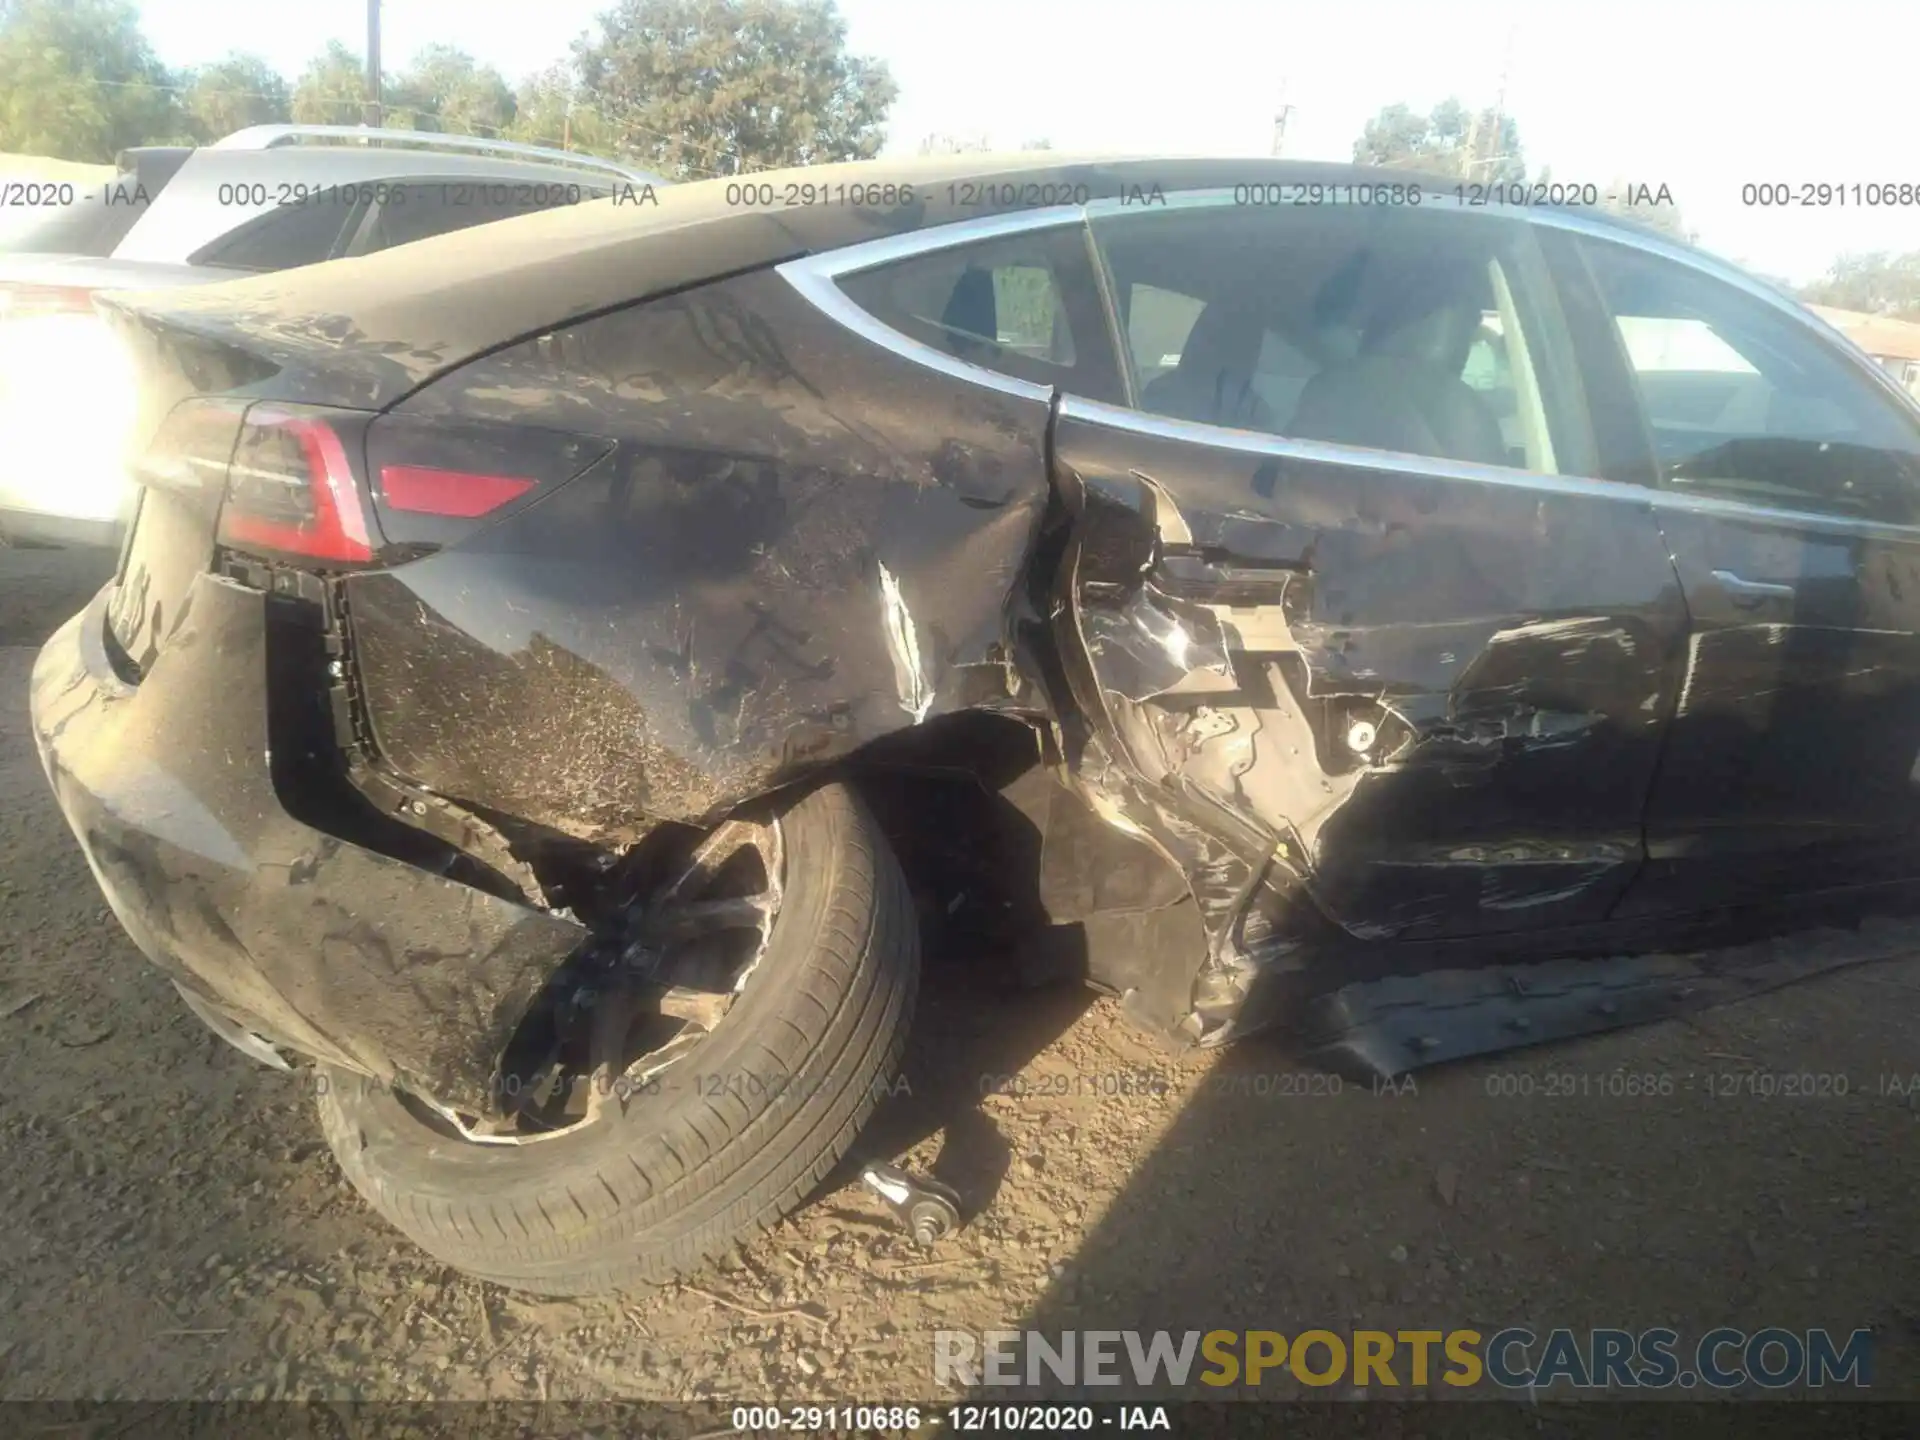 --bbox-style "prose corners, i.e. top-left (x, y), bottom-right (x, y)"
top-left (315, 781), bottom-right (918, 1295)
